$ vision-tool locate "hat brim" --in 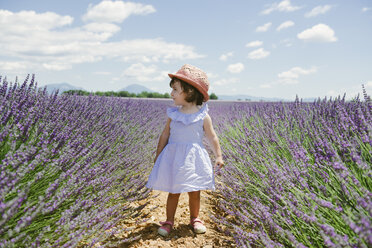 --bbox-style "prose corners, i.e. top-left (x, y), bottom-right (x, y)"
top-left (168, 73), bottom-right (209, 102)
